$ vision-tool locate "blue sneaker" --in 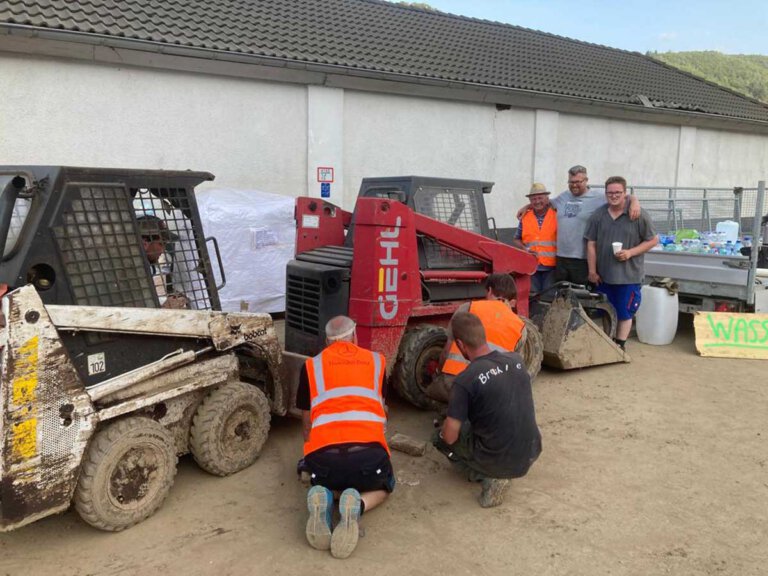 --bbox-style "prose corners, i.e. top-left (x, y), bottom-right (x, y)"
top-left (331, 488), bottom-right (362, 559)
top-left (306, 485), bottom-right (333, 550)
